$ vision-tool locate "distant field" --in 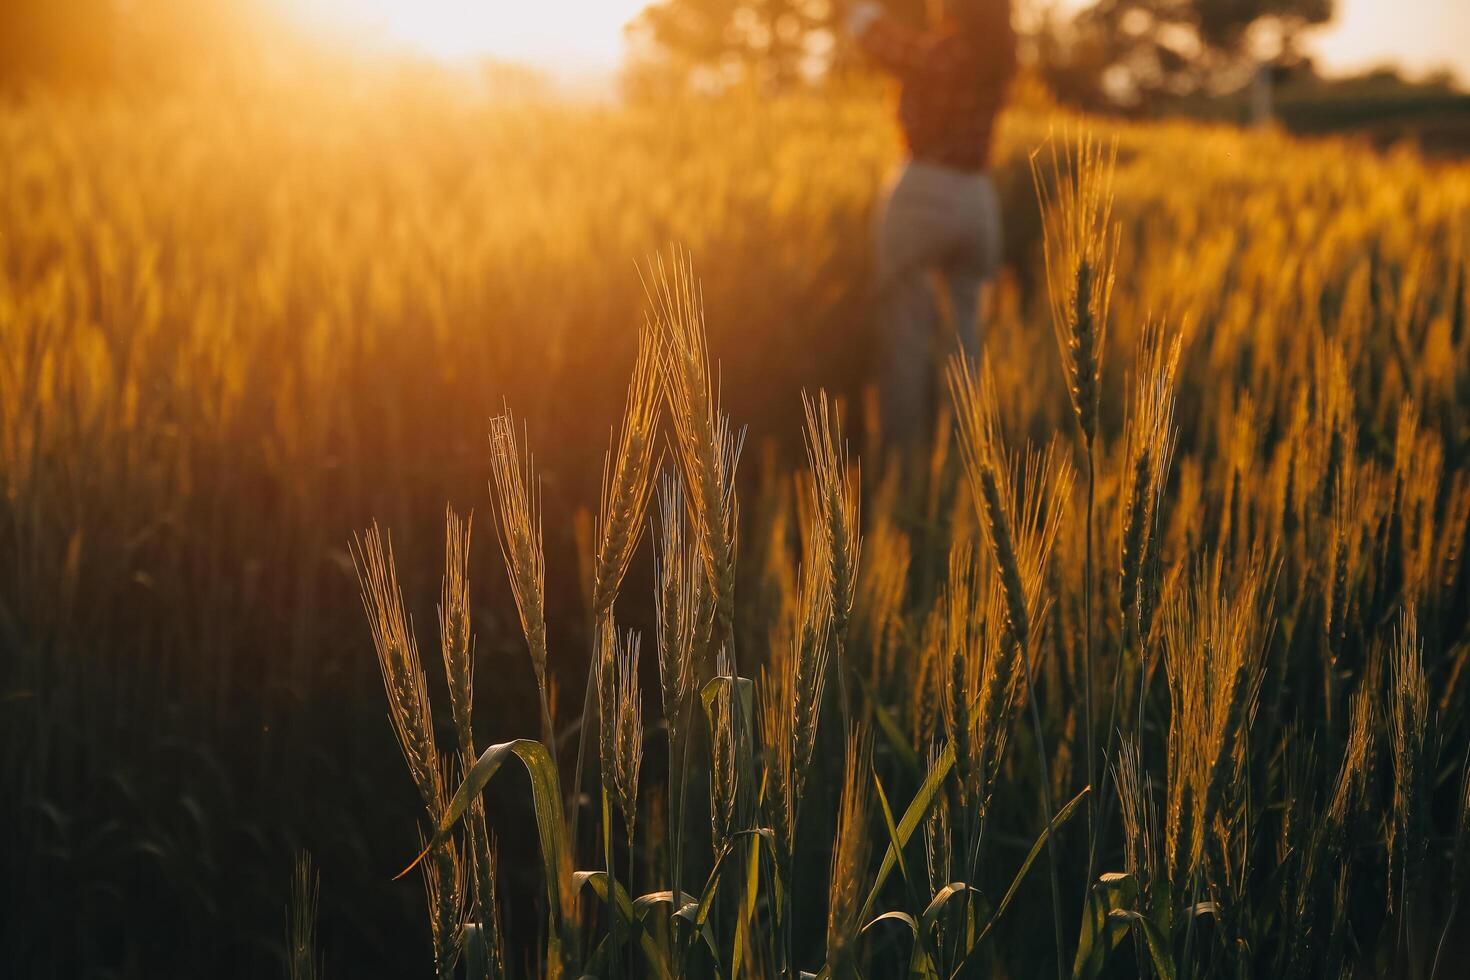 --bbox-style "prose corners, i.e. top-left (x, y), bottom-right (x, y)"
top-left (3, 84), bottom-right (1470, 978)
top-left (1181, 84), bottom-right (1470, 156)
